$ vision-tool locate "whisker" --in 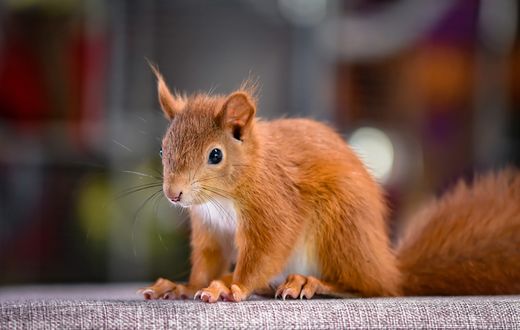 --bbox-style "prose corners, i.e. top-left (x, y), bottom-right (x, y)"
top-left (193, 174), bottom-right (227, 184)
top-left (207, 84), bottom-right (219, 96)
top-left (101, 183), bottom-right (163, 211)
top-left (131, 188), bottom-right (164, 257)
top-left (112, 139), bottom-right (133, 152)
top-left (132, 188), bottom-right (163, 225)
top-left (118, 182), bottom-right (163, 193)
top-left (198, 191), bottom-right (213, 222)
top-left (132, 189), bottom-right (163, 222)
top-left (200, 185), bottom-right (234, 199)
top-left (153, 191), bottom-right (165, 218)
top-left (152, 167), bottom-right (164, 178)
top-left (157, 233), bottom-right (168, 251)
top-left (179, 205), bottom-right (187, 219)
top-left (203, 185), bottom-right (232, 193)
top-left (112, 183), bottom-right (163, 201)
top-left (120, 170), bottom-right (163, 180)
top-left (150, 190), bottom-right (165, 221)
top-left (205, 194), bottom-right (229, 219)
top-left (192, 162), bottom-right (203, 182)
top-left (135, 114), bottom-right (147, 123)
top-left (208, 194), bottom-right (234, 224)
top-left (199, 190), bottom-right (233, 224)
top-left (201, 187), bottom-right (230, 201)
